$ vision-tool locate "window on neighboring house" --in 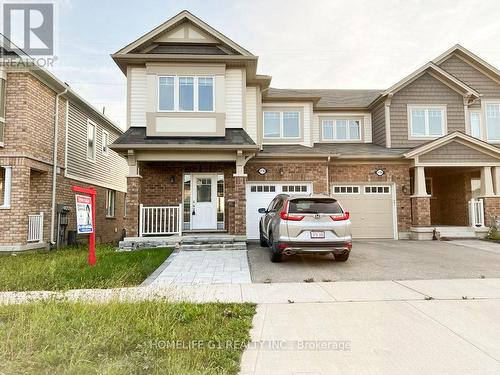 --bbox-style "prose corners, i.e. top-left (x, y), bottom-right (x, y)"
top-left (87, 121), bottom-right (96, 161)
top-left (409, 106), bottom-right (446, 138)
top-left (106, 190), bottom-right (116, 217)
top-left (263, 111), bottom-right (301, 139)
top-left (322, 119), bottom-right (361, 141)
top-left (470, 111), bottom-right (482, 139)
top-left (102, 130), bottom-right (109, 155)
top-left (0, 166), bottom-right (12, 208)
top-left (158, 76), bottom-right (214, 112)
top-left (486, 103), bottom-right (500, 141)
top-left (123, 193), bottom-right (127, 218)
top-left (0, 76), bottom-right (5, 146)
